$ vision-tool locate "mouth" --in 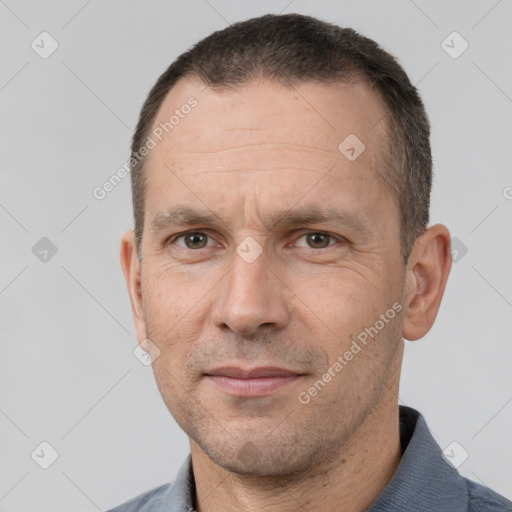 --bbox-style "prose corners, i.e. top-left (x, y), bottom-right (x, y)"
top-left (204, 366), bottom-right (306, 397)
